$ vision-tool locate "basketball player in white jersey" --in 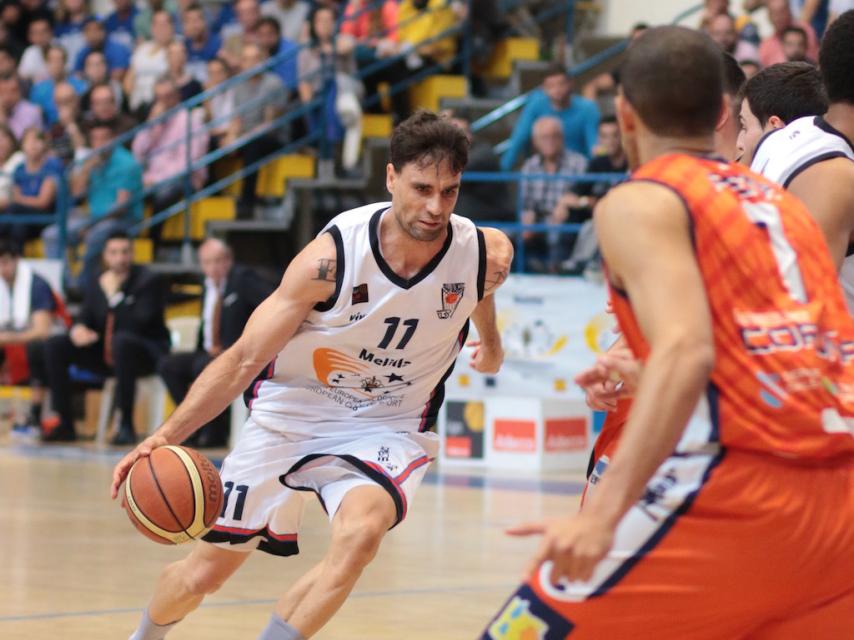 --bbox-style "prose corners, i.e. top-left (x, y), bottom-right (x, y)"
top-left (110, 110), bottom-right (514, 640)
top-left (741, 12), bottom-right (854, 308)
